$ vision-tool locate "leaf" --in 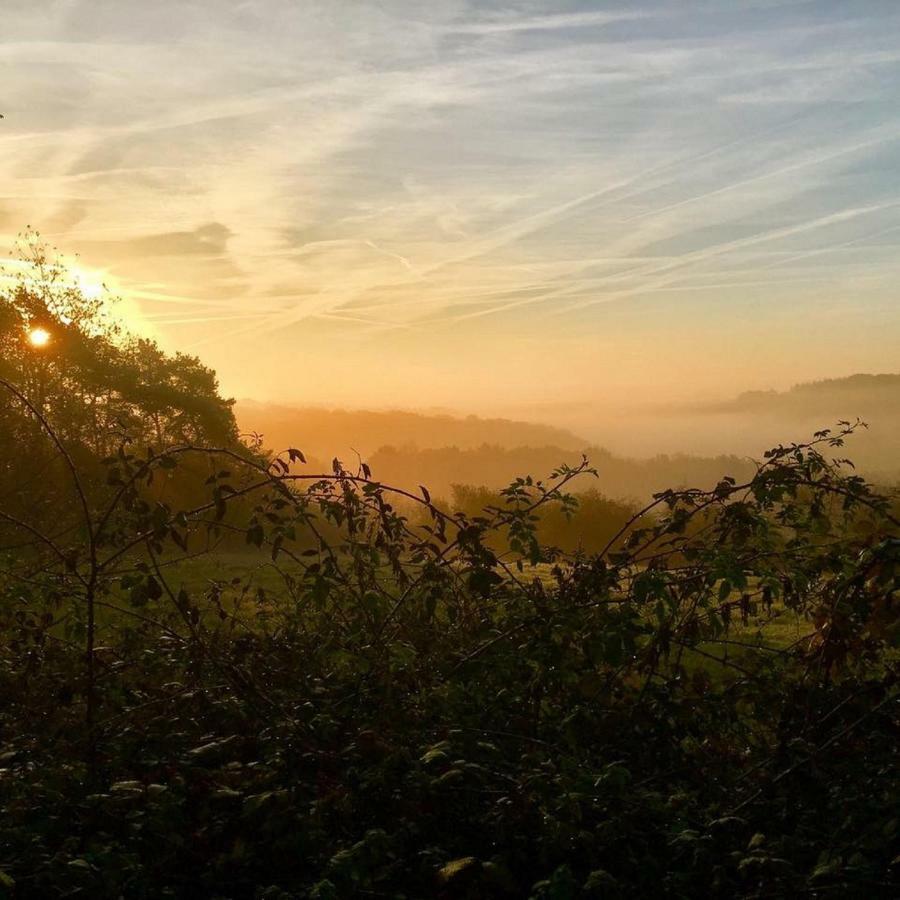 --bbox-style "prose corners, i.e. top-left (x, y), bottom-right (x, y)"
top-left (188, 735), bottom-right (241, 766)
top-left (437, 857), bottom-right (478, 884)
top-left (467, 568), bottom-right (502, 597)
top-left (67, 859), bottom-right (92, 870)
top-left (169, 527), bottom-right (187, 551)
top-left (811, 855), bottom-right (842, 882)
top-left (434, 768), bottom-right (464, 786)
top-left (583, 869), bottom-right (619, 893)
top-left (420, 747), bottom-right (449, 767)
top-left (146, 575), bottom-right (163, 601)
top-left (110, 780), bottom-right (144, 793)
top-left (747, 832), bottom-right (766, 851)
top-left (309, 880), bottom-right (339, 900)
